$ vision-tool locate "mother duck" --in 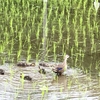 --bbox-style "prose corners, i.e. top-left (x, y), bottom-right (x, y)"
top-left (52, 55), bottom-right (69, 76)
